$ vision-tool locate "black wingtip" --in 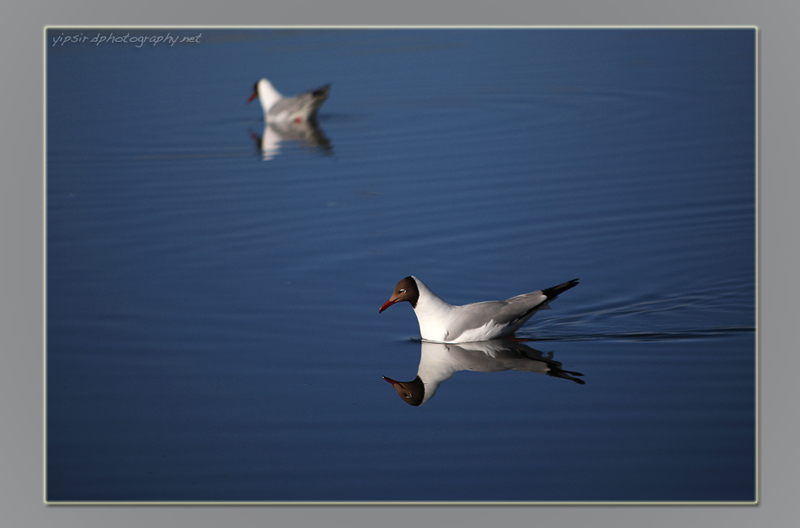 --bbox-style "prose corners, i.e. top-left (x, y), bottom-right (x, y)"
top-left (313, 84), bottom-right (332, 97)
top-left (542, 278), bottom-right (580, 300)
